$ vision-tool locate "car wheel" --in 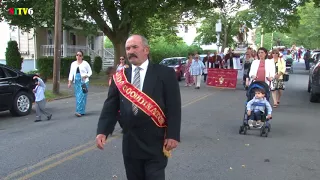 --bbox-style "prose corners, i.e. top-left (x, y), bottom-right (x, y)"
top-left (308, 80), bottom-right (311, 92)
top-left (309, 86), bottom-right (319, 103)
top-left (10, 91), bottom-right (33, 116)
